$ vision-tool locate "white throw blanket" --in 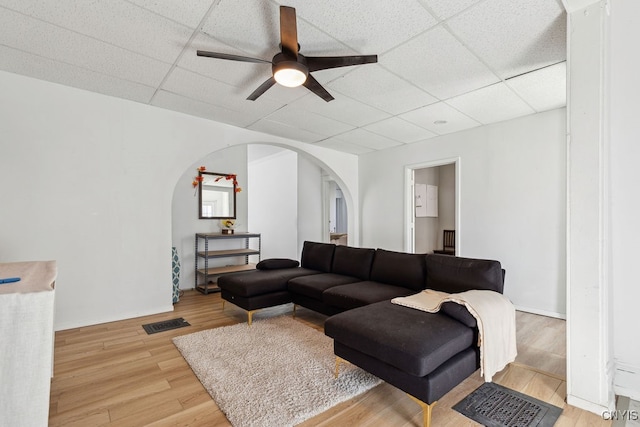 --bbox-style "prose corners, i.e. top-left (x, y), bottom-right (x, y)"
top-left (391, 289), bottom-right (517, 382)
